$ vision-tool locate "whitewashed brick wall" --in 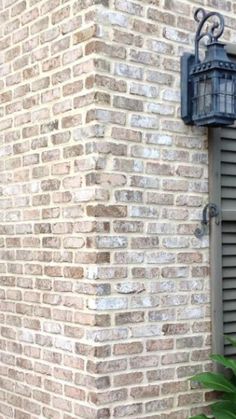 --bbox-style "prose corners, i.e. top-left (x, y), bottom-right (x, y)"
top-left (0, 0), bottom-right (236, 418)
